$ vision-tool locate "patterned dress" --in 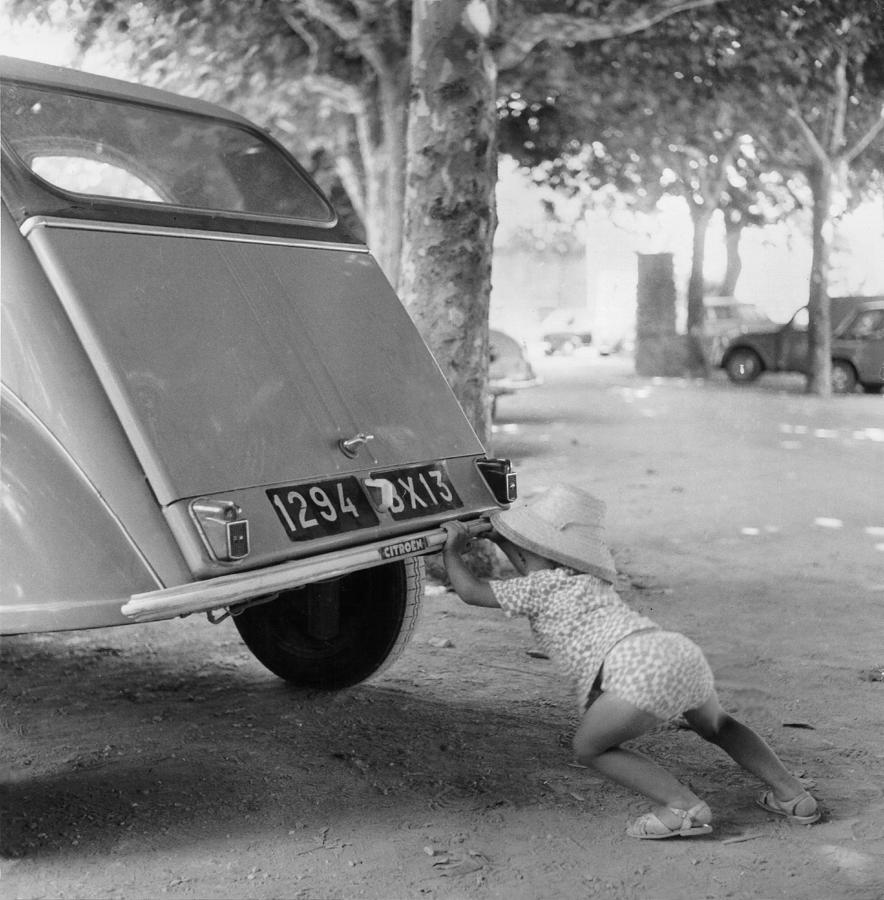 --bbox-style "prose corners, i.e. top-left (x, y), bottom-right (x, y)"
top-left (490, 568), bottom-right (715, 719)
